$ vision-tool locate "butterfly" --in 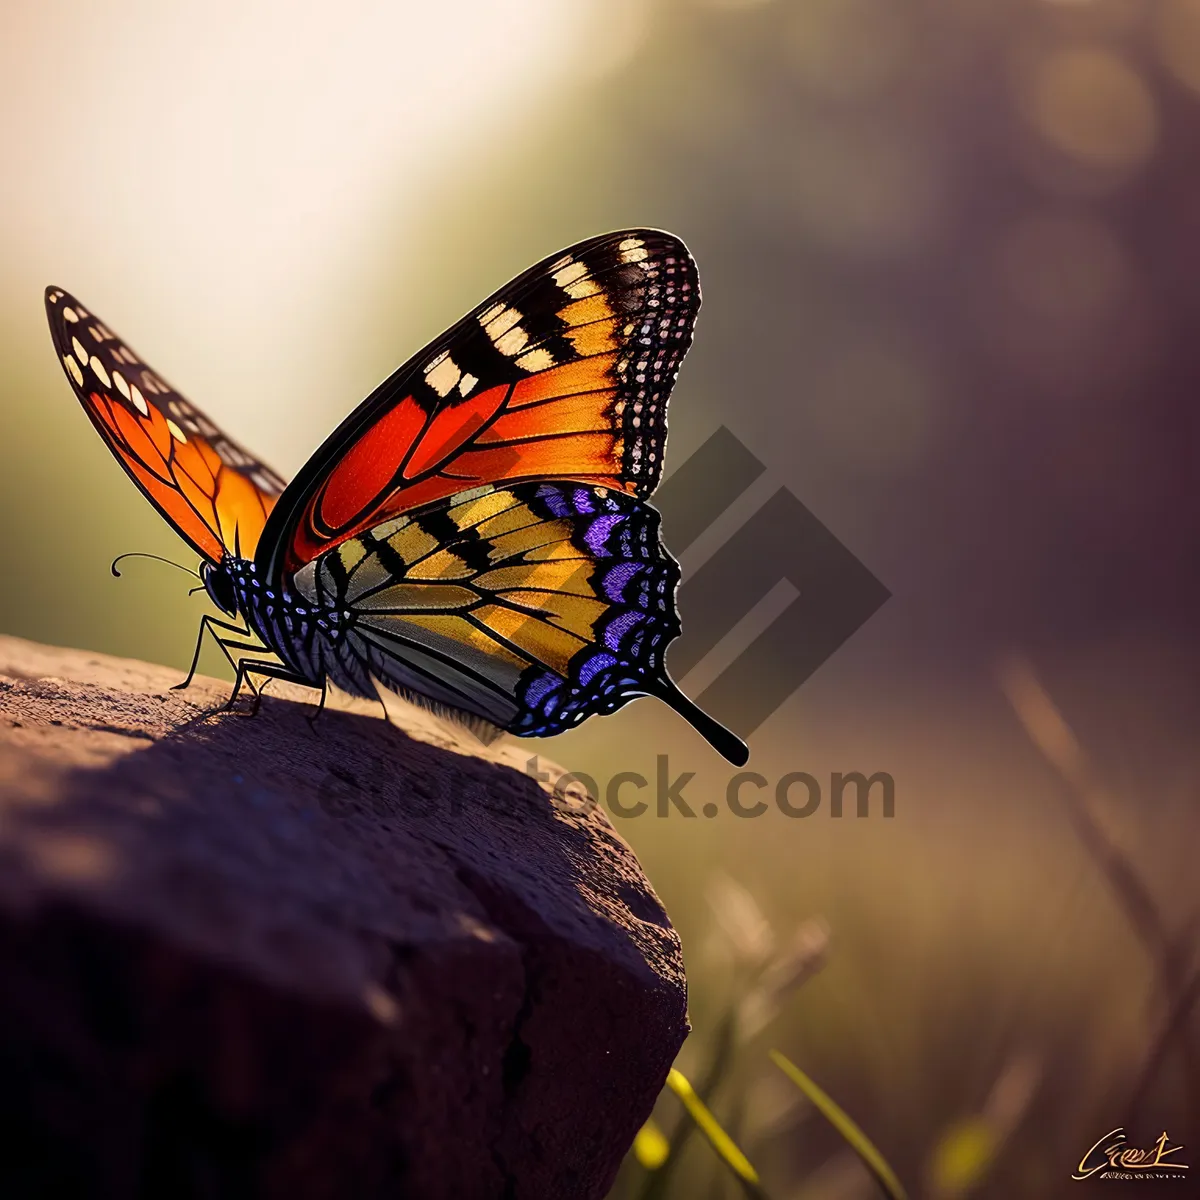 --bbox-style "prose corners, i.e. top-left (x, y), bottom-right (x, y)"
top-left (46, 230), bottom-right (749, 765)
